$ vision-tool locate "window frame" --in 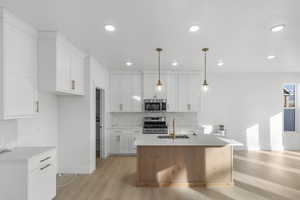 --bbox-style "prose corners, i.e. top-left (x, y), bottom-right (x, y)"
top-left (282, 83), bottom-right (297, 134)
